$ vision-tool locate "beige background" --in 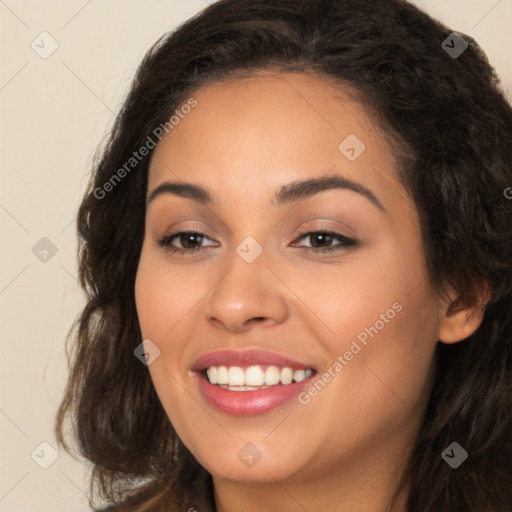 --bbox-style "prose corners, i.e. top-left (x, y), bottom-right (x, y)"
top-left (1, 1), bottom-right (510, 510)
